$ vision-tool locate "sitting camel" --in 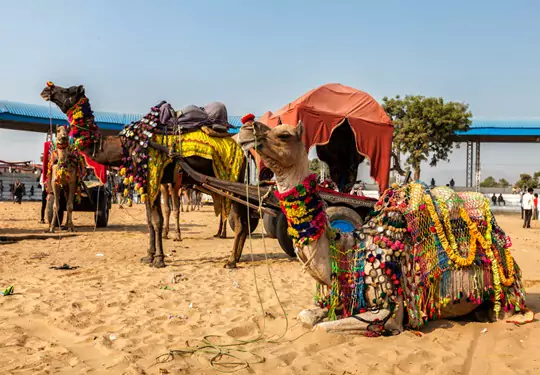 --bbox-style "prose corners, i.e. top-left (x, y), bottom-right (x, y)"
top-left (238, 119), bottom-right (529, 334)
top-left (47, 125), bottom-right (83, 232)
